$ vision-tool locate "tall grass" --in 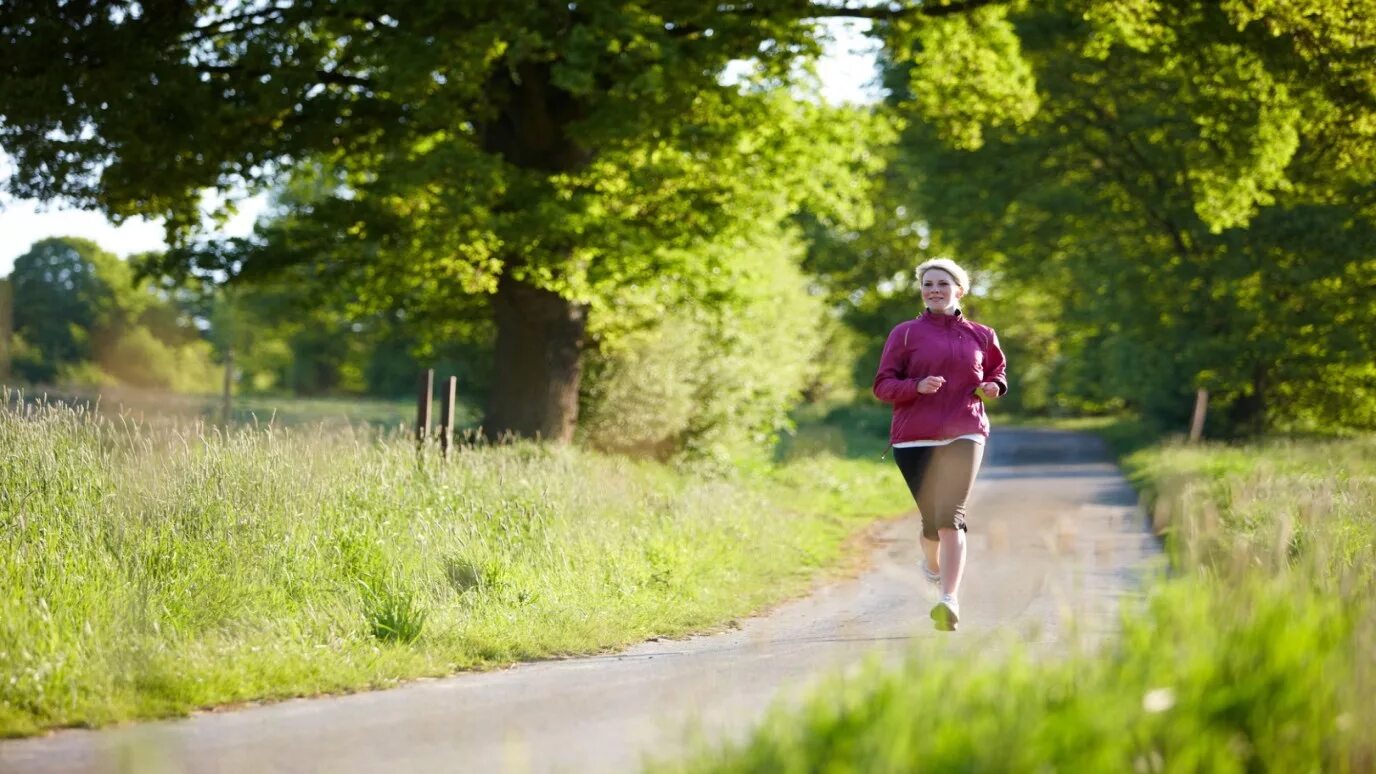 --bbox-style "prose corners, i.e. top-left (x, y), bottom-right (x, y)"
top-left (673, 434), bottom-right (1376, 772)
top-left (0, 395), bottom-right (907, 736)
